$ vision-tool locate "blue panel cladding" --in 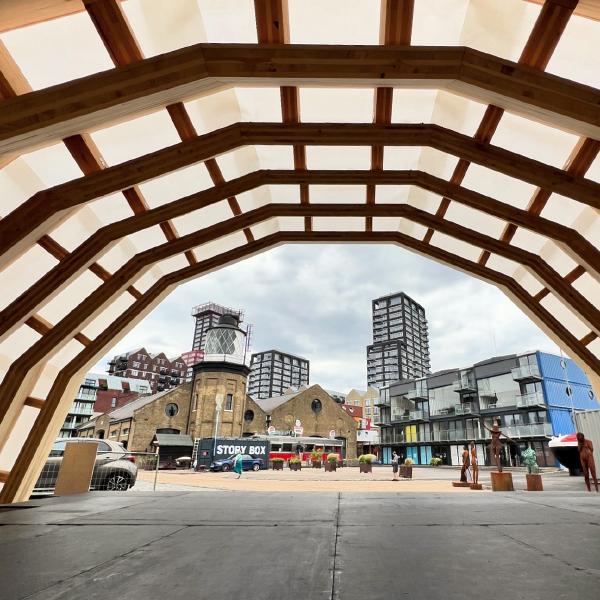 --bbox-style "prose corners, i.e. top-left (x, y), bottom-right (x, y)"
top-left (538, 352), bottom-right (591, 385)
top-left (543, 379), bottom-right (598, 410)
top-left (383, 446), bottom-right (392, 464)
top-left (548, 407), bottom-right (576, 436)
